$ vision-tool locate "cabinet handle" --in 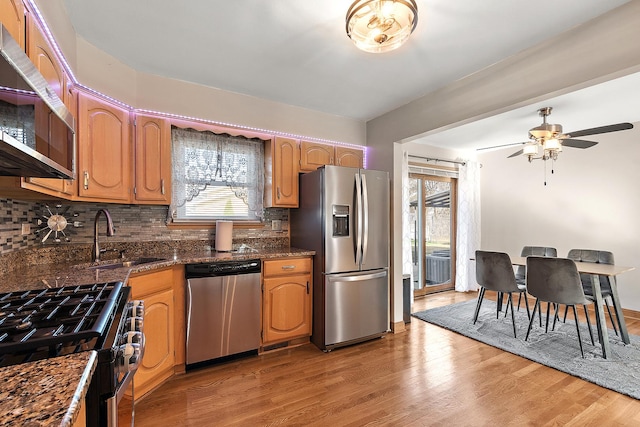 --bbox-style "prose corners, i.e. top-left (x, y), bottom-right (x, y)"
top-left (83, 171), bottom-right (89, 190)
top-left (306, 281), bottom-right (309, 294)
top-left (277, 187), bottom-right (281, 200)
top-left (161, 179), bottom-right (165, 195)
top-left (330, 157), bottom-right (334, 165)
top-left (281, 265), bottom-right (296, 270)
